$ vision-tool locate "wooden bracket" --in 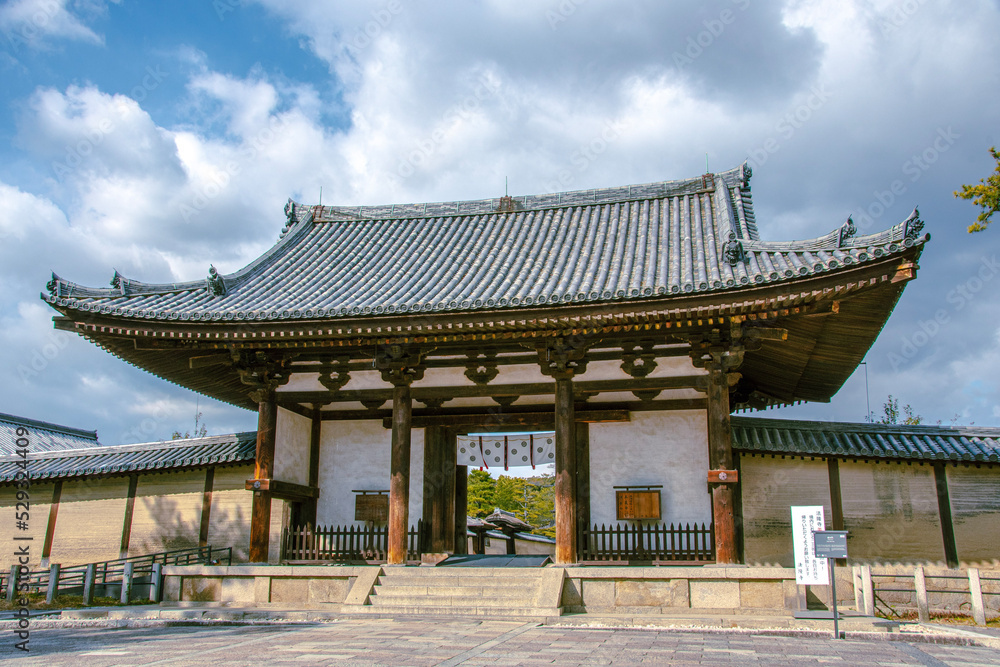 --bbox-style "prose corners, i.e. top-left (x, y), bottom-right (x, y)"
top-left (707, 469), bottom-right (739, 484)
top-left (245, 478), bottom-right (320, 501)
